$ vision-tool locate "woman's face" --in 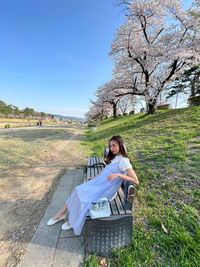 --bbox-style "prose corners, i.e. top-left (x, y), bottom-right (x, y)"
top-left (109, 140), bottom-right (121, 155)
